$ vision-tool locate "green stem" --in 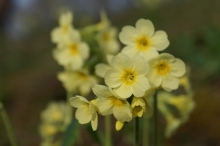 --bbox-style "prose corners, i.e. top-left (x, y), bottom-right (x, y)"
top-left (105, 115), bottom-right (112, 146)
top-left (153, 92), bottom-right (158, 146)
top-left (135, 117), bottom-right (140, 146)
top-left (63, 92), bottom-right (73, 129)
top-left (142, 117), bottom-right (149, 146)
top-left (0, 102), bottom-right (17, 146)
